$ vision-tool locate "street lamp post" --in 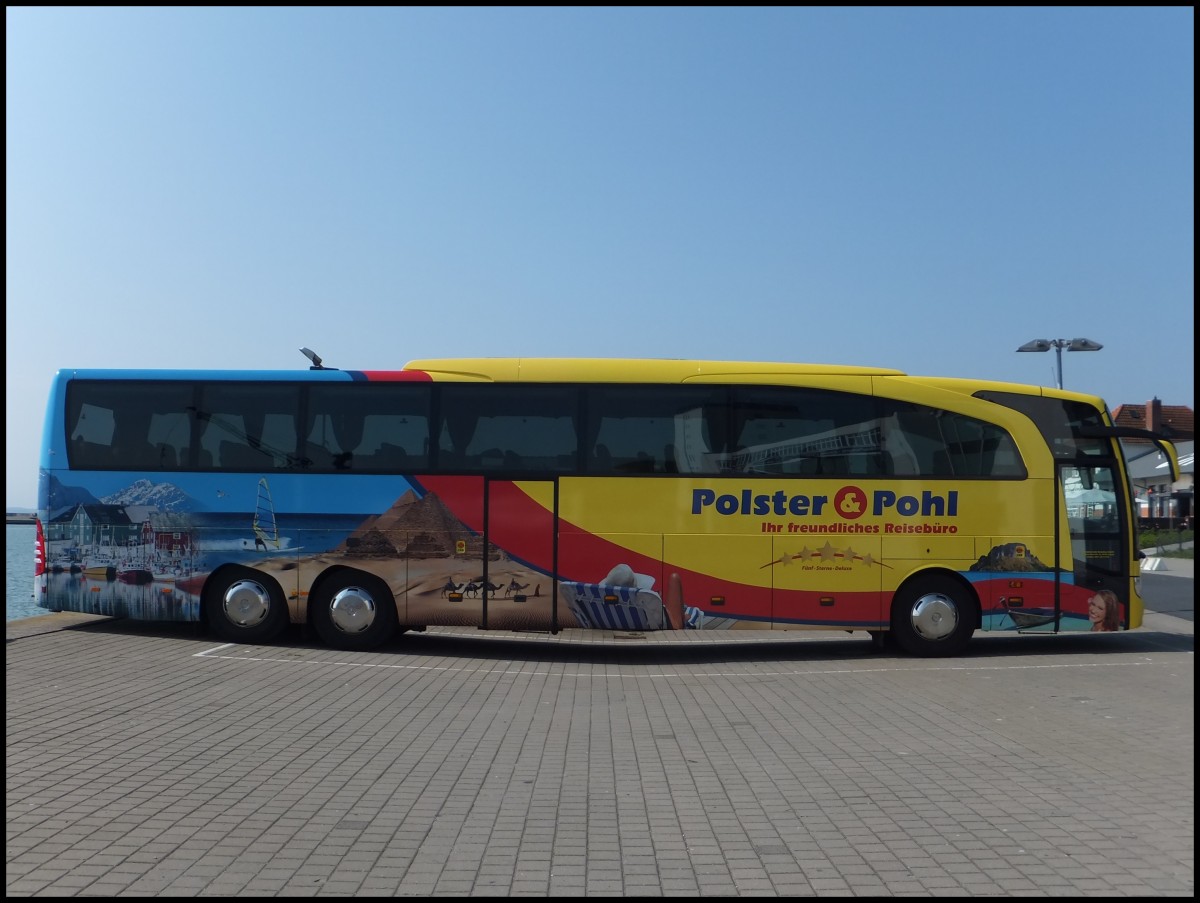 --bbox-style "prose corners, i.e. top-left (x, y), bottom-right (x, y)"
top-left (1016, 337), bottom-right (1103, 389)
